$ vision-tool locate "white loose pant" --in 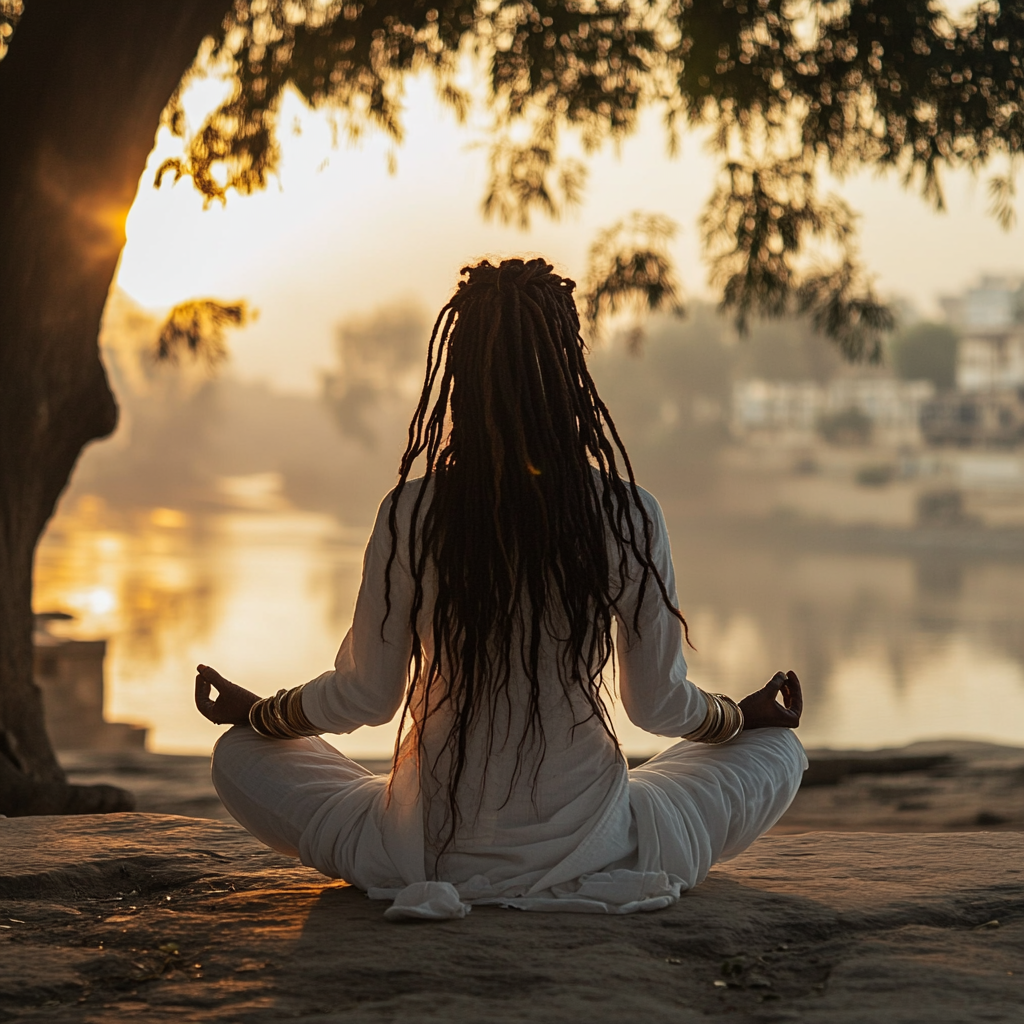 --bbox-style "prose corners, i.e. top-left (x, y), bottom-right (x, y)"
top-left (212, 726), bottom-right (806, 916)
